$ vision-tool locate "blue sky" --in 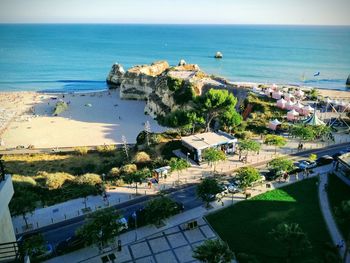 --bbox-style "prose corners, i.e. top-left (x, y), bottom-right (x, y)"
top-left (0, 0), bottom-right (349, 25)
